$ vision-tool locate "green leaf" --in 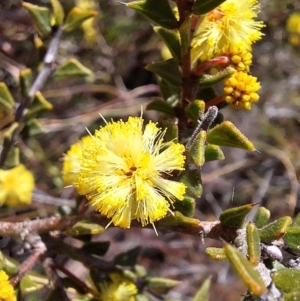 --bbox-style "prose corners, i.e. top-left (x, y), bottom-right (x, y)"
top-left (198, 67), bottom-right (236, 88)
top-left (158, 118), bottom-right (179, 142)
top-left (0, 82), bottom-right (14, 113)
top-left (292, 212), bottom-right (300, 227)
top-left (246, 222), bottom-right (260, 266)
top-left (192, 278), bottom-right (211, 301)
top-left (126, 0), bottom-right (178, 30)
top-left (114, 246), bottom-right (141, 266)
top-left (185, 100), bottom-right (205, 122)
top-left (26, 91), bottom-right (53, 117)
top-left (147, 277), bottom-right (180, 295)
top-left (284, 227), bottom-right (300, 250)
top-left (188, 131), bottom-right (206, 166)
top-left (145, 59), bottom-right (182, 87)
top-left (173, 197), bottom-right (195, 217)
top-left (224, 242), bottom-right (266, 296)
top-left (179, 169), bottom-right (202, 198)
top-left (193, 0), bottom-right (226, 15)
top-left (156, 76), bottom-right (180, 104)
top-left (219, 204), bottom-right (253, 227)
top-left (53, 58), bottom-right (93, 80)
top-left (19, 69), bottom-right (32, 98)
top-left (20, 275), bottom-right (43, 294)
top-left (4, 147), bottom-right (20, 169)
top-left (22, 2), bottom-right (52, 37)
top-left (146, 99), bottom-right (175, 116)
top-left (284, 290), bottom-right (300, 301)
top-left (273, 269), bottom-right (300, 293)
top-left (21, 118), bottom-right (45, 138)
top-left (154, 27), bottom-right (181, 61)
top-left (204, 144), bottom-right (225, 161)
top-left (205, 247), bottom-right (227, 261)
top-left (207, 121), bottom-right (255, 151)
top-left (81, 241), bottom-right (110, 256)
top-left (64, 7), bottom-right (98, 32)
top-left (254, 207), bottom-right (271, 228)
top-left (66, 220), bottom-right (105, 236)
top-left (259, 216), bottom-right (292, 243)
top-left (50, 0), bottom-right (65, 26)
